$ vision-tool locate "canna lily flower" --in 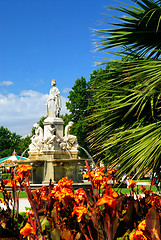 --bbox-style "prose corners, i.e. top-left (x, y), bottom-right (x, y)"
top-left (40, 192), bottom-right (48, 201)
top-left (5, 179), bottom-right (13, 187)
top-left (96, 194), bottom-right (117, 208)
top-left (107, 168), bottom-right (117, 175)
top-left (2, 179), bottom-right (9, 185)
top-left (93, 175), bottom-right (103, 185)
top-left (138, 220), bottom-right (146, 231)
top-left (107, 186), bottom-right (118, 198)
top-left (72, 206), bottom-right (88, 222)
top-left (75, 188), bottom-right (88, 205)
top-left (100, 176), bottom-right (108, 189)
top-left (83, 170), bottom-right (96, 180)
top-left (0, 198), bottom-right (4, 203)
top-left (58, 176), bottom-right (73, 188)
top-left (148, 194), bottom-right (161, 206)
top-left (128, 179), bottom-right (136, 189)
top-left (20, 222), bottom-right (36, 238)
top-left (107, 168), bottom-right (117, 180)
top-left (16, 164), bottom-right (32, 179)
top-left (96, 167), bottom-right (105, 176)
top-left (83, 173), bottom-right (89, 179)
top-left (129, 230), bottom-right (147, 240)
top-left (93, 175), bottom-right (109, 189)
top-left (55, 188), bottom-right (74, 202)
top-left (5, 179), bottom-right (19, 187)
top-left (140, 186), bottom-right (146, 192)
top-left (26, 209), bottom-right (34, 216)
